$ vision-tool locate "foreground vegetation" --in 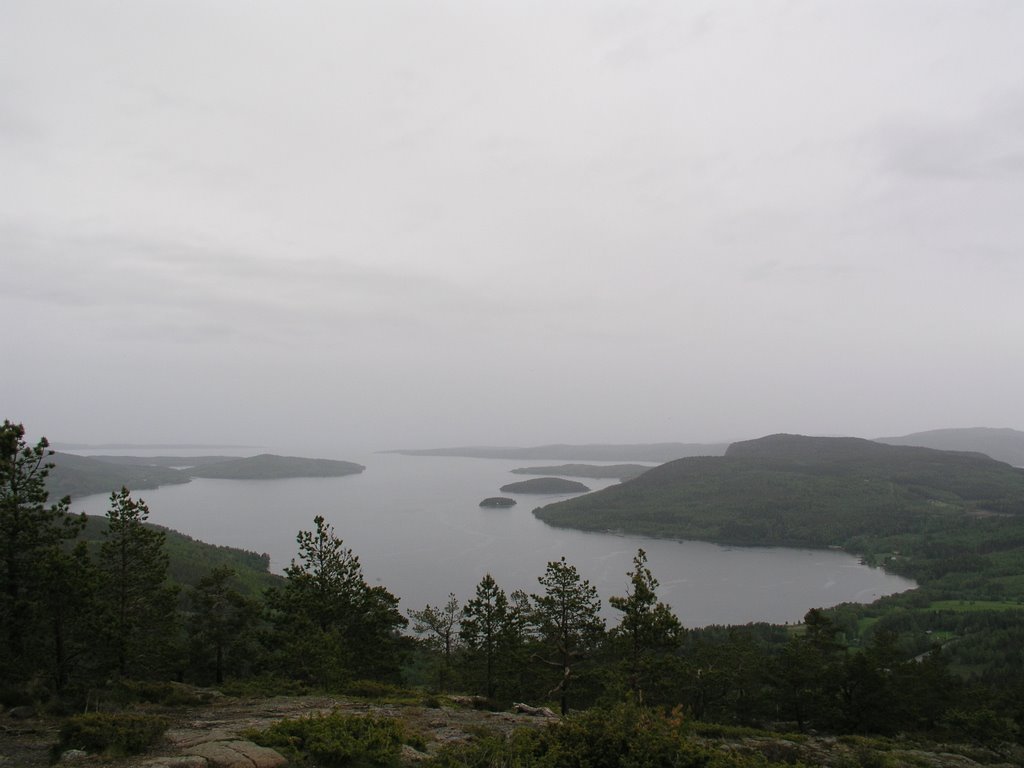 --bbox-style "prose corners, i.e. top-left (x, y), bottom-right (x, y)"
top-left (6, 421), bottom-right (1024, 765)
